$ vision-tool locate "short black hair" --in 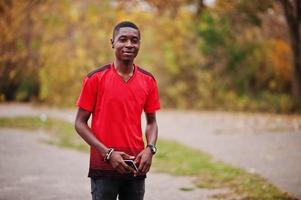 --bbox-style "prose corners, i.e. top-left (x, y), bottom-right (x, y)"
top-left (112, 21), bottom-right (140, 39)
